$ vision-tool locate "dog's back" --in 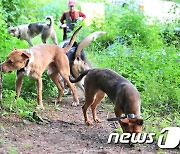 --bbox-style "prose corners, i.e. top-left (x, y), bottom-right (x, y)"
top-left (85, 69), bottom-right (131, 99)
top-left (28, 16), bottom-right (53, 37)
top-left (70, 68), bottom-right (140, 103)
top-left (28, 23), bottom-right (45, 36)
top-left (85, 69), bottom-right (141, 116)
